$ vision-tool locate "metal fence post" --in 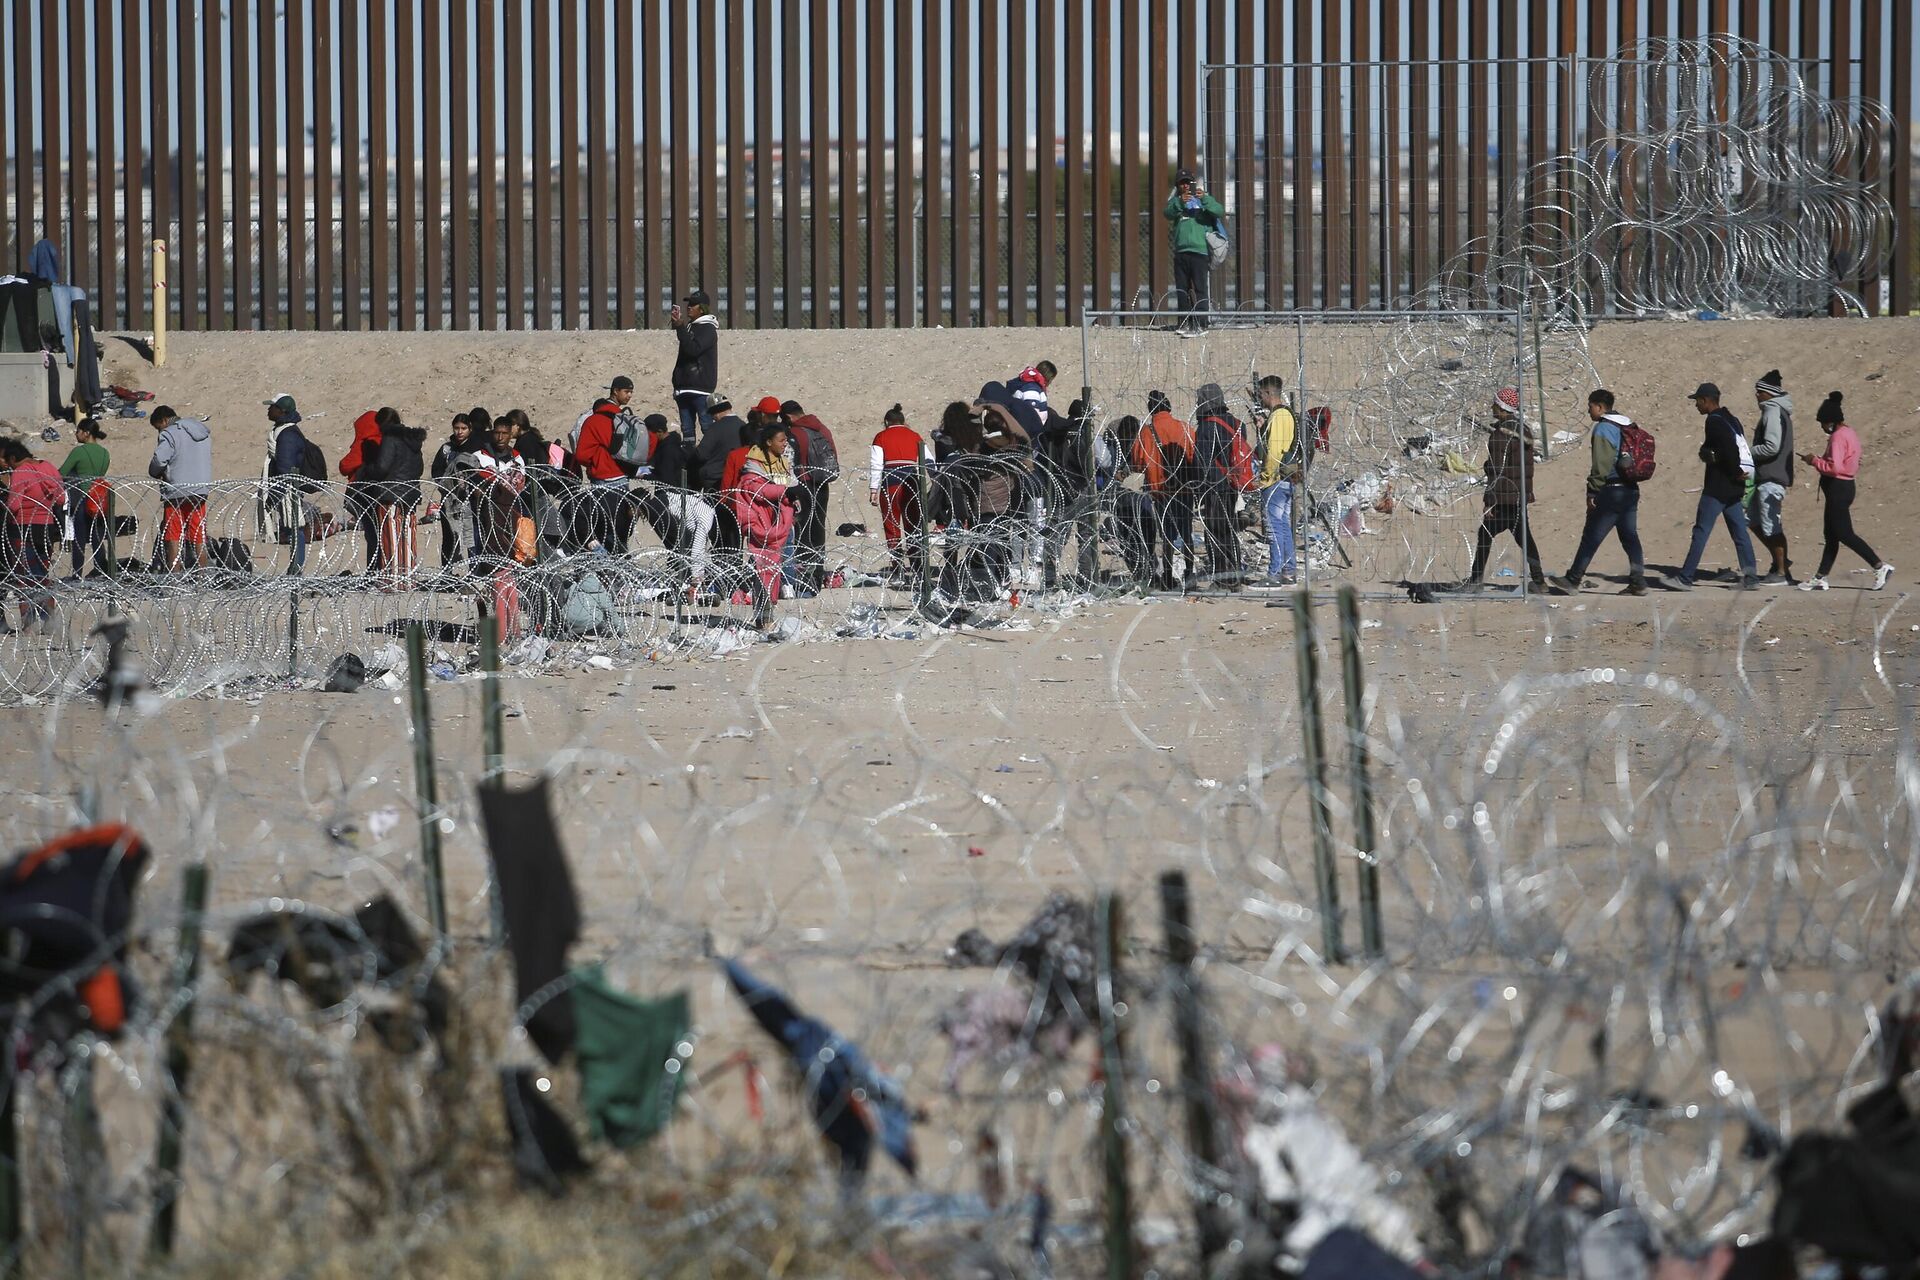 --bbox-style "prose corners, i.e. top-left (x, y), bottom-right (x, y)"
top-left (1336, 586), bottom-right (1385, 959)
top-left (148, 861), bottom-right (208, 1261)
top-left (1096, 890), bottom-right (1134, 1280)
top-left (1291, 589), bottom-right (1345, 963)
top-left (478, 613), bottom-right (506, 945)
top-left (405, 622), bottom-right (448, 937)
top-left (1161, 871), bottom-right (1233, 1269)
